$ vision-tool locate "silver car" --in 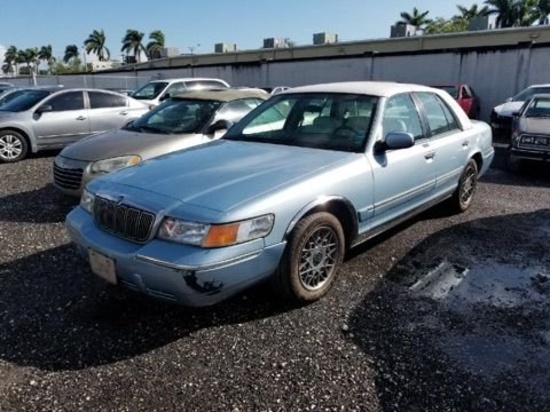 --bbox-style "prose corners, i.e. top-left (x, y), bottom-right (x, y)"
top-left (0, 88), bottom-right (149, 162)
top-left (54, 89), bottom-right (267, 196)
top-left (507, 93), bottom-right (550, 171)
